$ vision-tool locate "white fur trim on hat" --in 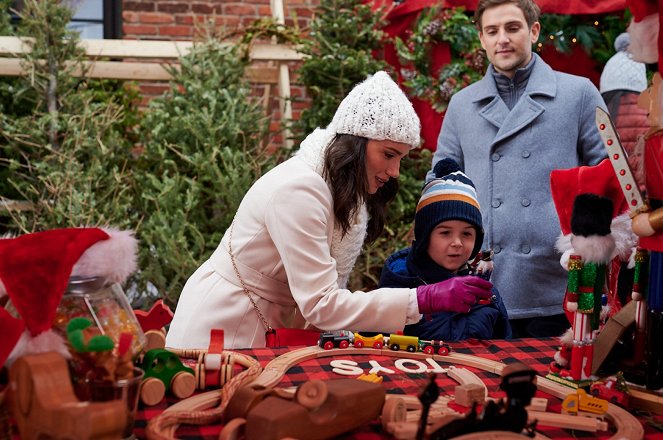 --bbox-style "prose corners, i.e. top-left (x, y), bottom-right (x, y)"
top-left (329, 71), bottom-right (421, 148)
top-left (72, 227), bottom-right (138, 284)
